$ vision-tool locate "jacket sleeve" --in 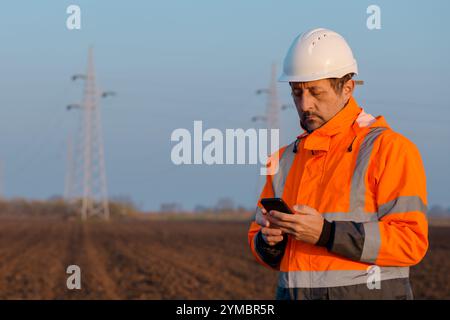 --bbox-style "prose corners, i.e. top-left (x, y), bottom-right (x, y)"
top-left (327, 133), bottom-right (429, 266)
top-left (248, 151), bottom-right (287, 270)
